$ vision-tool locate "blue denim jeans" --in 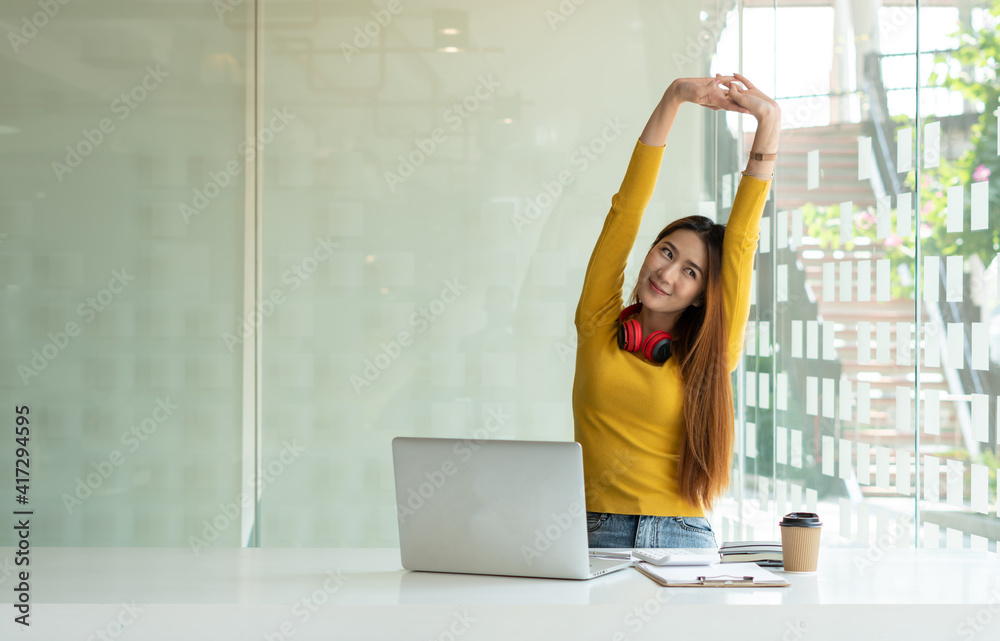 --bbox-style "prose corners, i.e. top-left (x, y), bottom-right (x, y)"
top-left (587, 511), bottom-right (718, 548)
